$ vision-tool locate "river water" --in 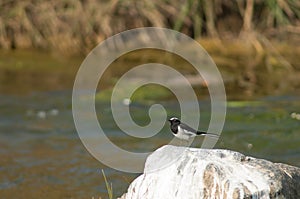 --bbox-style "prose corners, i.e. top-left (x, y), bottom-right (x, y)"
top-left (0, 51), bottom-right (299, 198)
